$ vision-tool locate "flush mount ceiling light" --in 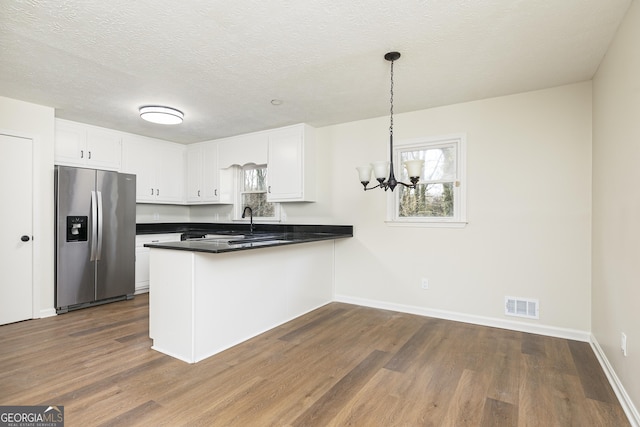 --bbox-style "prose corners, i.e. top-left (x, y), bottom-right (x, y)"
top-left (139, 106), bottom-right (184, 125)
top-left (356, 52), bottom-right (424, 191)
